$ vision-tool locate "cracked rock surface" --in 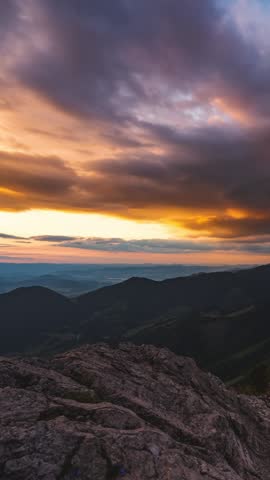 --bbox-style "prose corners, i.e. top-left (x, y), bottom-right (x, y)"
top-left (1, 343), bottom-right (270, 479)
